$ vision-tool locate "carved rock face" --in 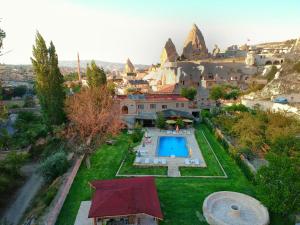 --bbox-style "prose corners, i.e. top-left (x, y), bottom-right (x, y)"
top-left (182, 24), bottom-right (208, 60)
top-left (160, 38), bottom-right (179, 65)
top-left (124, 58), bottom-right (135, 73)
